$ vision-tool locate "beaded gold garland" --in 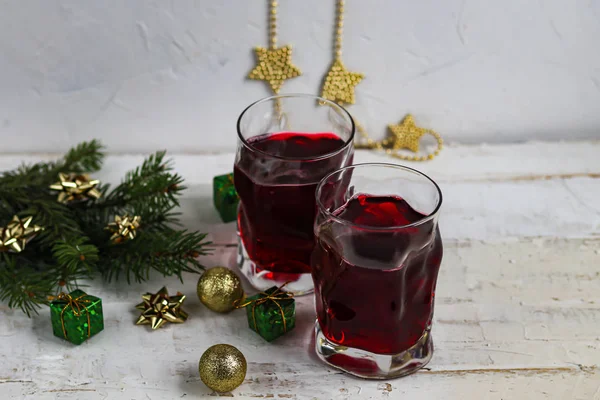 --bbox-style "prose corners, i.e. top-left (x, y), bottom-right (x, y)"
top-left (323, 0), bottom-right (443, 161)
top-left (320, 0), bottom-right (364, 105)
top-left (247, 0), bottom-right (444, 161)
top-left (247, 1), bottom-right (302, 94)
